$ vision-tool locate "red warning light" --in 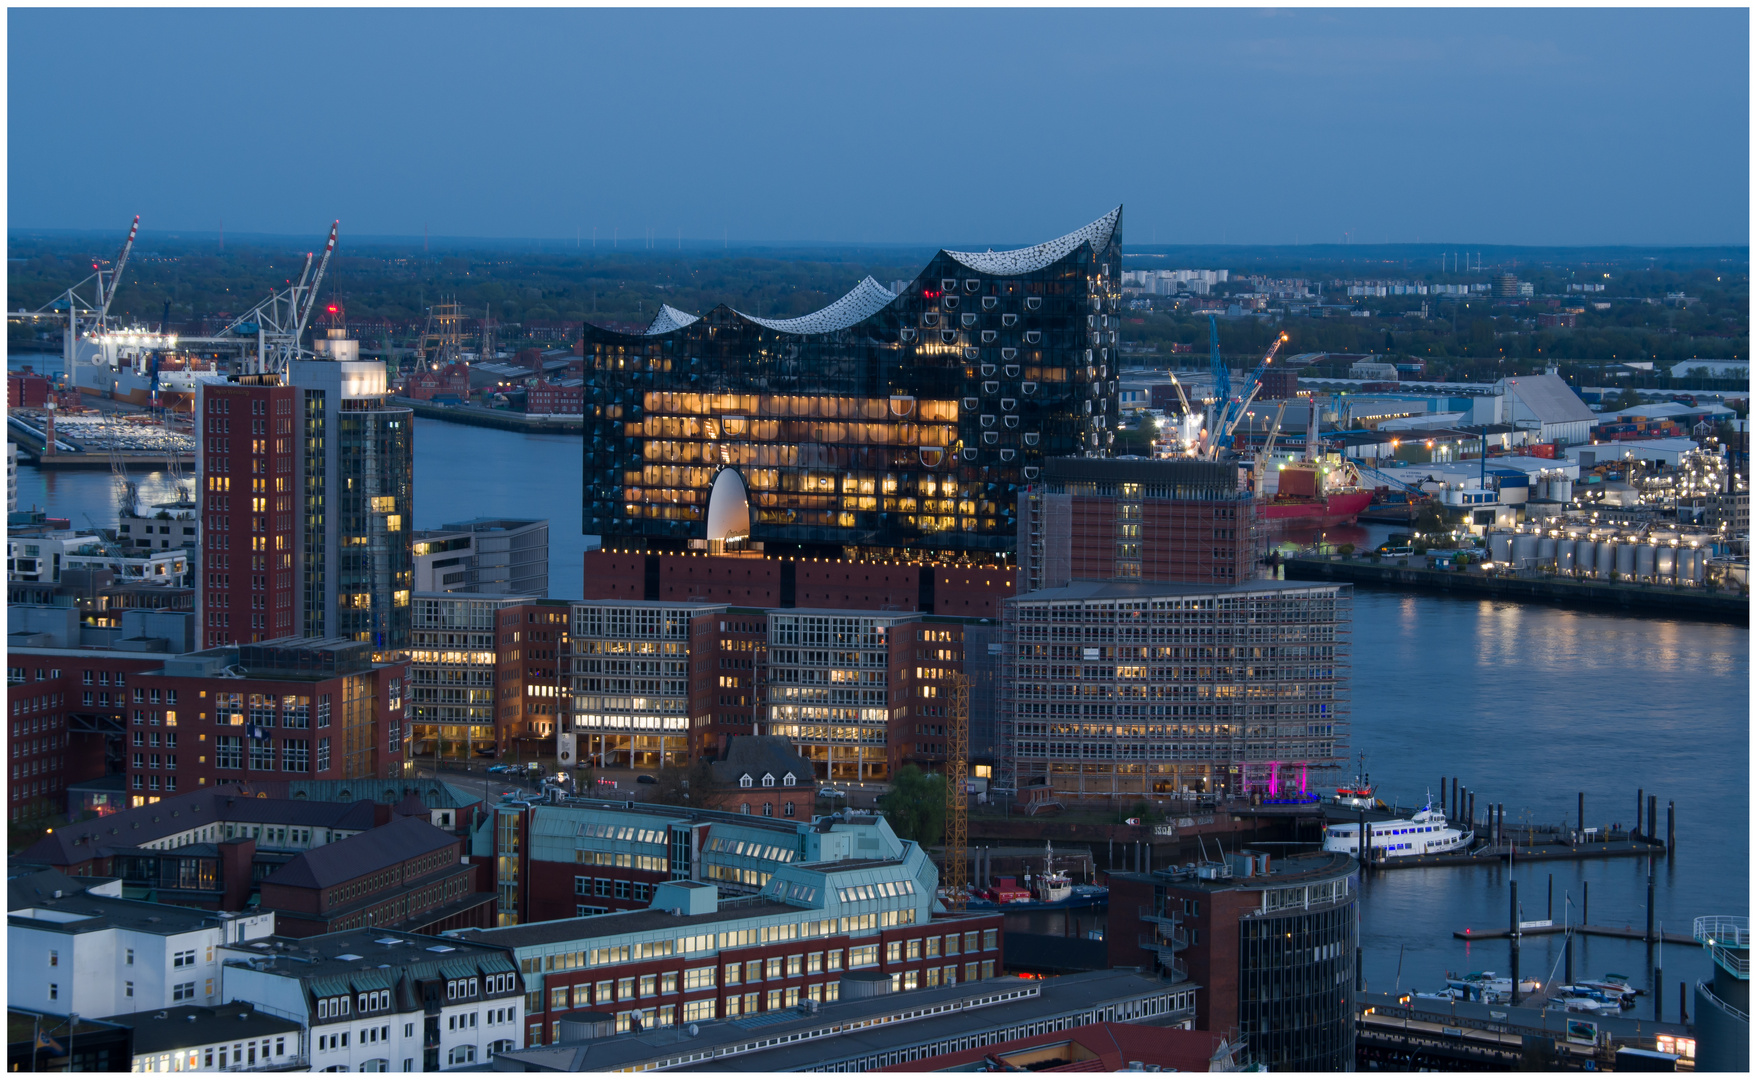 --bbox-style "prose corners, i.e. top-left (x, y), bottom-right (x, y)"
top-left (327, 305), bottom-right (338, 314)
